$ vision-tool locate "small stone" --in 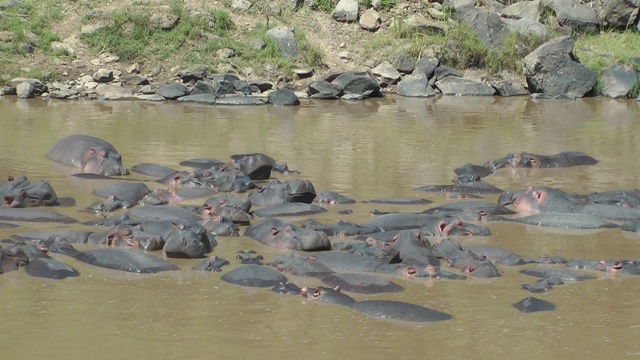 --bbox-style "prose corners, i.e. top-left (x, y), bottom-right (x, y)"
top-left (73, 60), bottom-right (89, 68)
top-left (93, 69), bottom-right (114, 83)
top-left (217, 48), bottom-right (235, 59)
top-left (338, 51), bottom-right (352, 60)
top-left (128, 63), bottom-right (140, 74)
top-left (51, 41), bottom-right (76, 57)
top-left (249, 38), bottom-right (266, 50)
